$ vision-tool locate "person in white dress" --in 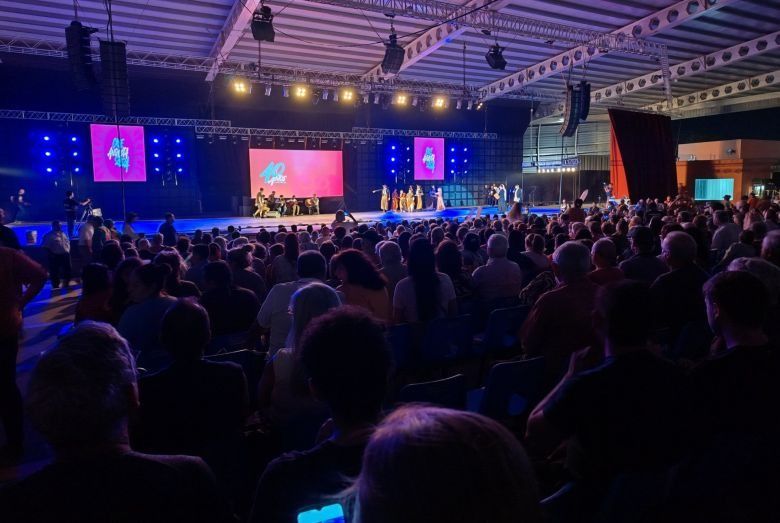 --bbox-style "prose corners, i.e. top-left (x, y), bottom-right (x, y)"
top-left (436, 187), bottom-right (446, 211)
